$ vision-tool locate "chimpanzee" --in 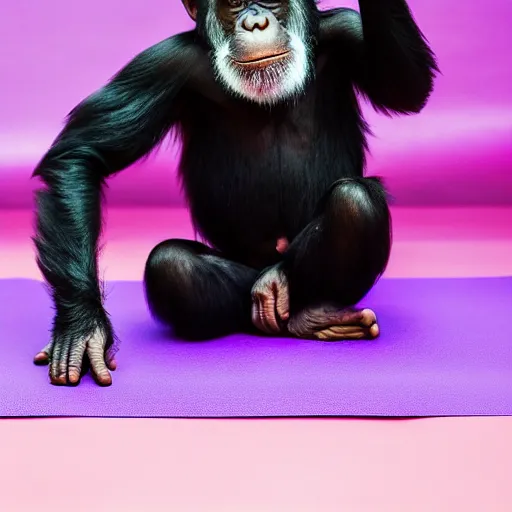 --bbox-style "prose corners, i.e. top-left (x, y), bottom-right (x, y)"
top-left (32, 0), bottom-right (438, 386)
